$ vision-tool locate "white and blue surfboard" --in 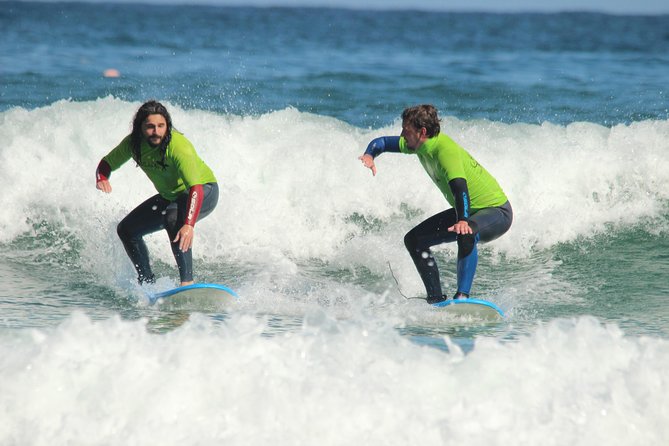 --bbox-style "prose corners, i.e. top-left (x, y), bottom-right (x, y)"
top-left (431, 297), bottom-right (504, 320)
top-left (149, 283), bottom-right (238, 310)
